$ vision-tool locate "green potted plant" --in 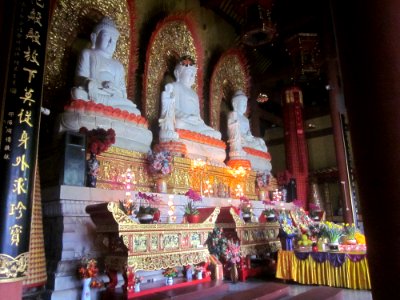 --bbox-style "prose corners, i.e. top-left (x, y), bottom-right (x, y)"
top-left (163, 267), bottom-right (178, 285)
top-left (135, 192), bottom-right (161, 224)
top-left (239, 197), bottom-right (253, 222)
top-left (262, 208), bottom-right (276, 222)
top-left (343, 223), bottom-right (358, 245)
top-left (321, 221), bottom-right (344, 251)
